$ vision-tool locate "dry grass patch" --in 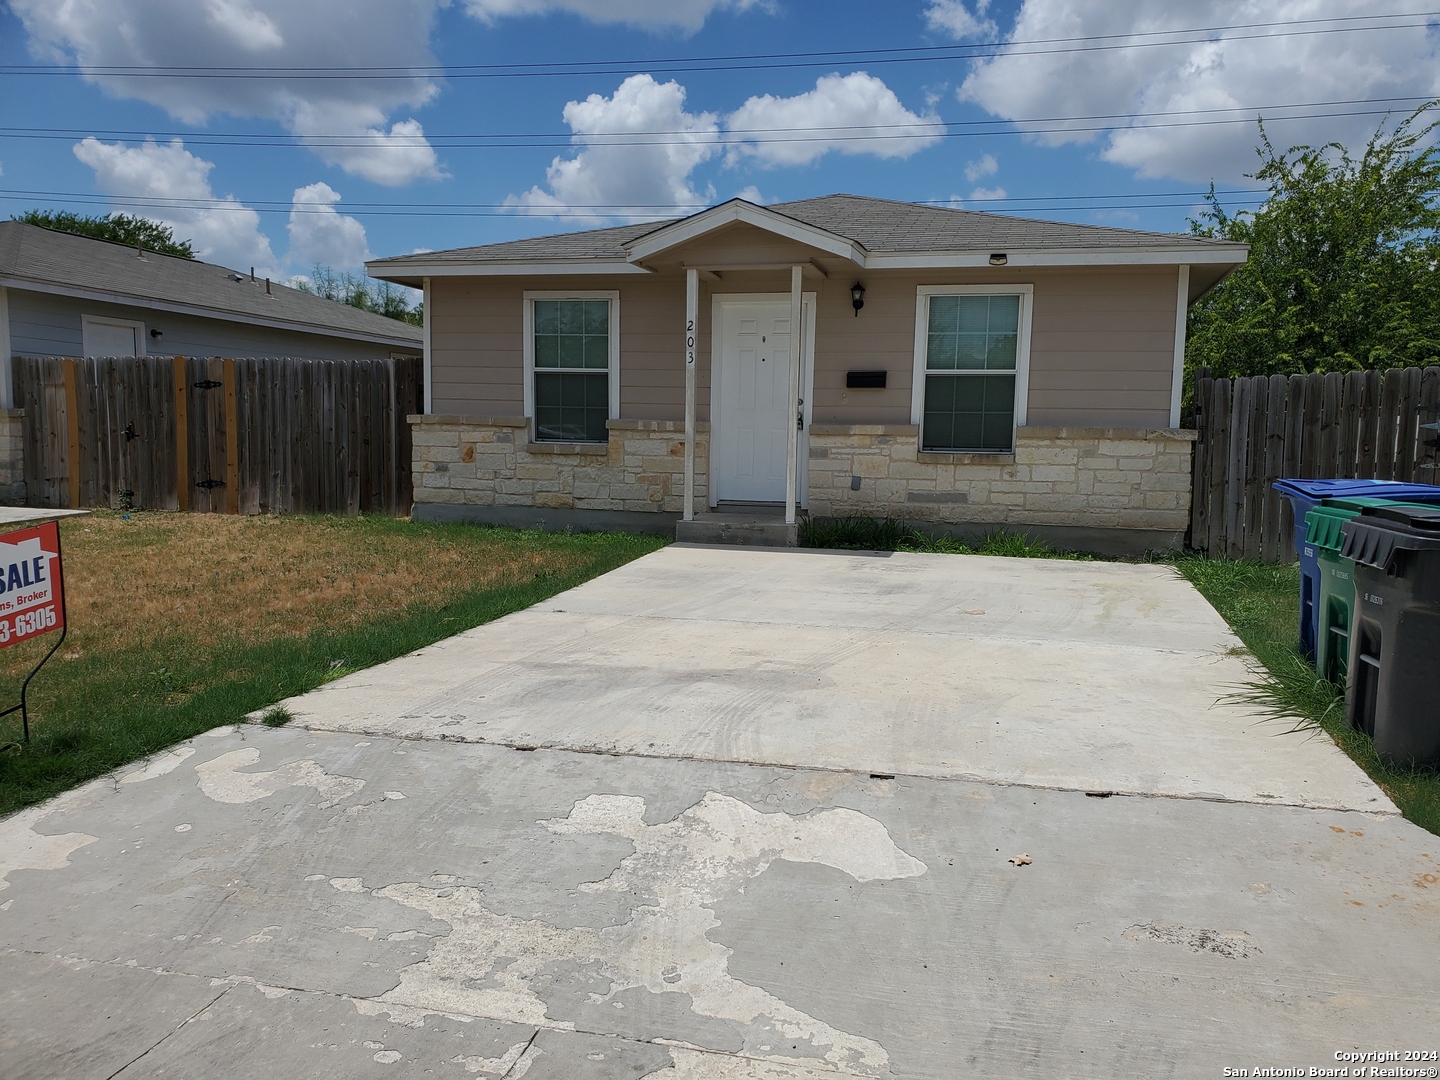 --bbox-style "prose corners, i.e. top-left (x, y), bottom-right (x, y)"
top-left (0, 513), bottom-right (664, 813)
top-left (14, 511), bottom-right (576, 664)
